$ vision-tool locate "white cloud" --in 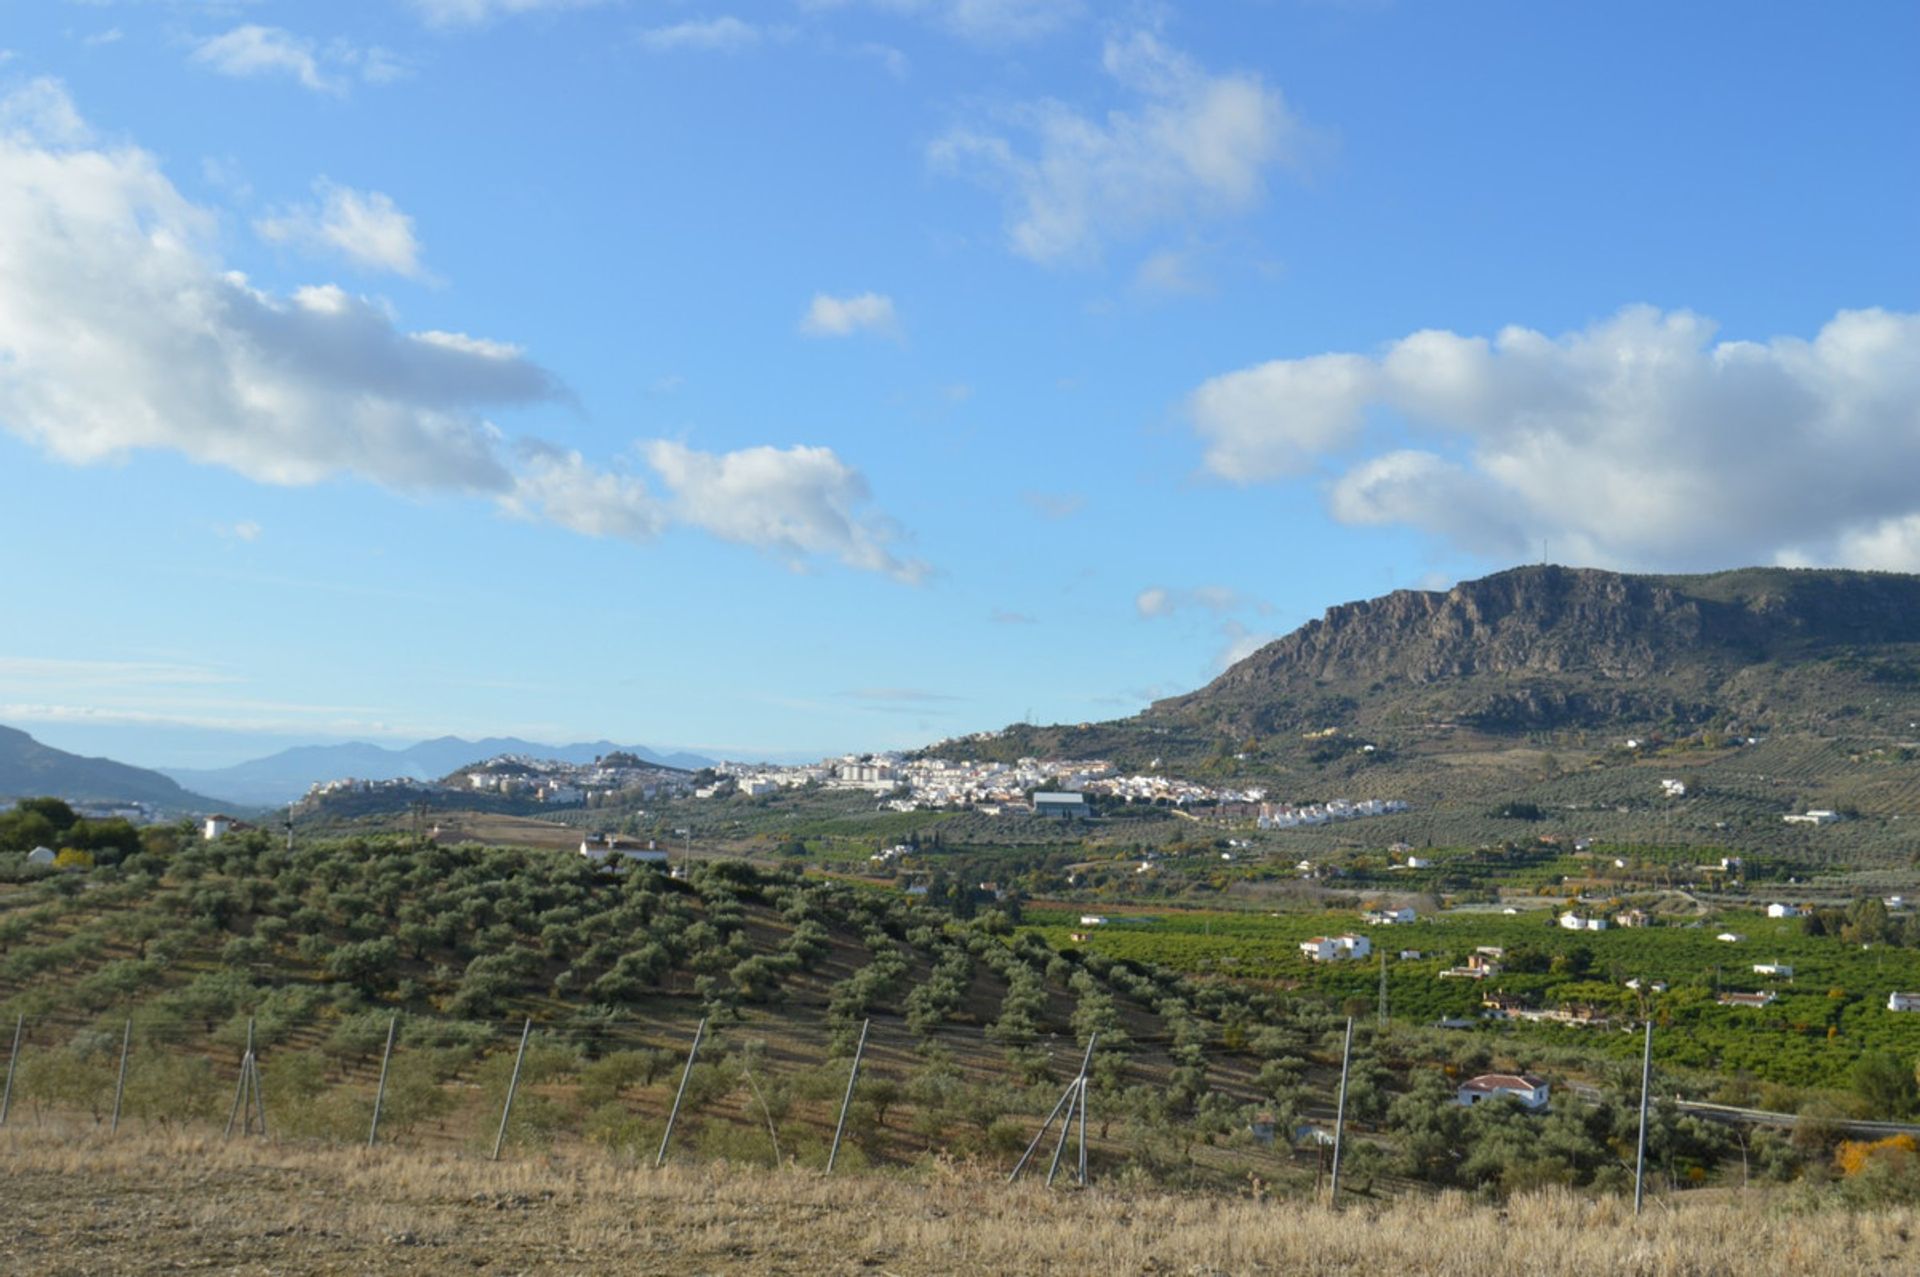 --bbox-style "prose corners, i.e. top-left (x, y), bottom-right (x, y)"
top-left (257, 182), bottom-right (427, 278)
top-left (409, 0), bottom-right (608, 28)
top-left (1136, 584), bottom-right (1248, 619)
top-left (930, 30), bottom-right (1303, 262)
top-left (1133, 246), bottom-right (1210, 297)
top-left (799, 291), bottom-right (899, 338)
top-left (499, 444), bottom-right (667, 542)
top-left (0, 80), bottom-right (924, 582)
top-left (216, 520), bottom-right (263, 542)
top-left (1192, 305), bottom-right (1920, 571)
top-left (1188, 351), bottom-right (1373, 477)
top-left (190, 25), bottom-right (402, 94)
top-left (645, 440), bottom-right (928, 582)
top-left (1214, 620), bottom-right (1274, 671)
top-left (192, 25), bottom-right (338, 93)
top-left (638, 17), bottom-right (767, 52)
top-left (804, 0), bottom-right (1080, 44)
